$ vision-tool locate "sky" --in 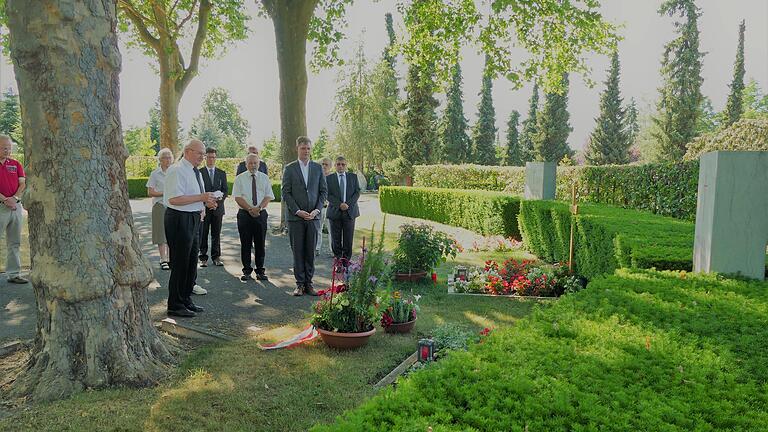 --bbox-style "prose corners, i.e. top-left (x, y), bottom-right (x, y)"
top-left (0, 0), bottom-right (766, 152)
